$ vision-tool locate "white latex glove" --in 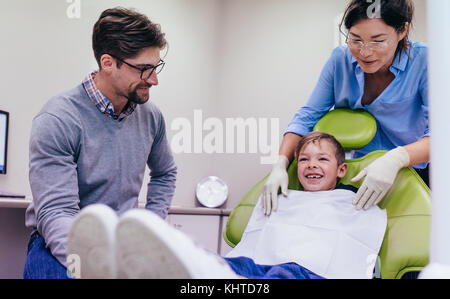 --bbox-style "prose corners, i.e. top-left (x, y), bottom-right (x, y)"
top-left (262, 155), bottom-right (289, 216)
top-left (351, 147), bottom-right (410, 211)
